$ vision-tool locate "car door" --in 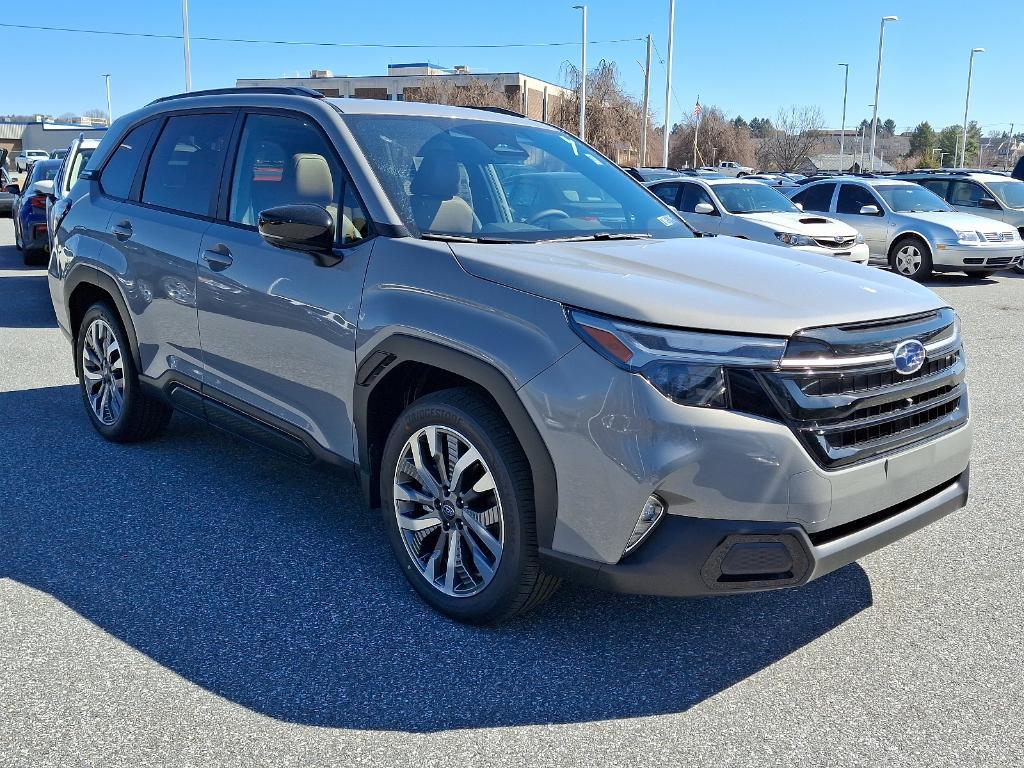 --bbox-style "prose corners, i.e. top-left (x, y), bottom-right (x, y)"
top-left (650, 182), bottom-right (682, 210)
top-left (106, 111), bottom-right (235, 385)
top-left (676, 181), bottom-right (722, 234)
top-left (834, 182), bottom-right (889, 260)
top-left (195, 110), bottom-right (374, 461)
